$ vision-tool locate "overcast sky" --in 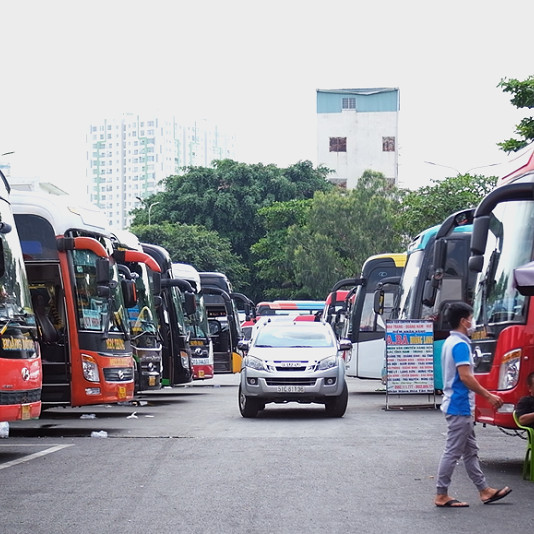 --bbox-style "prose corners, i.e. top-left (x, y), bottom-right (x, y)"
top-left (1, 0), bottom-right (533, 195)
